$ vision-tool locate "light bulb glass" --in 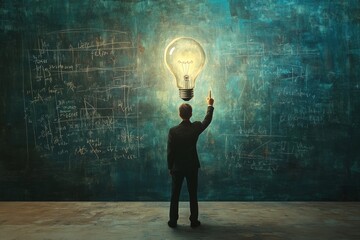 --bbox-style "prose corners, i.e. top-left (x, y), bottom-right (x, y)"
top-left (164, 37), bottom-right (206, 101)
